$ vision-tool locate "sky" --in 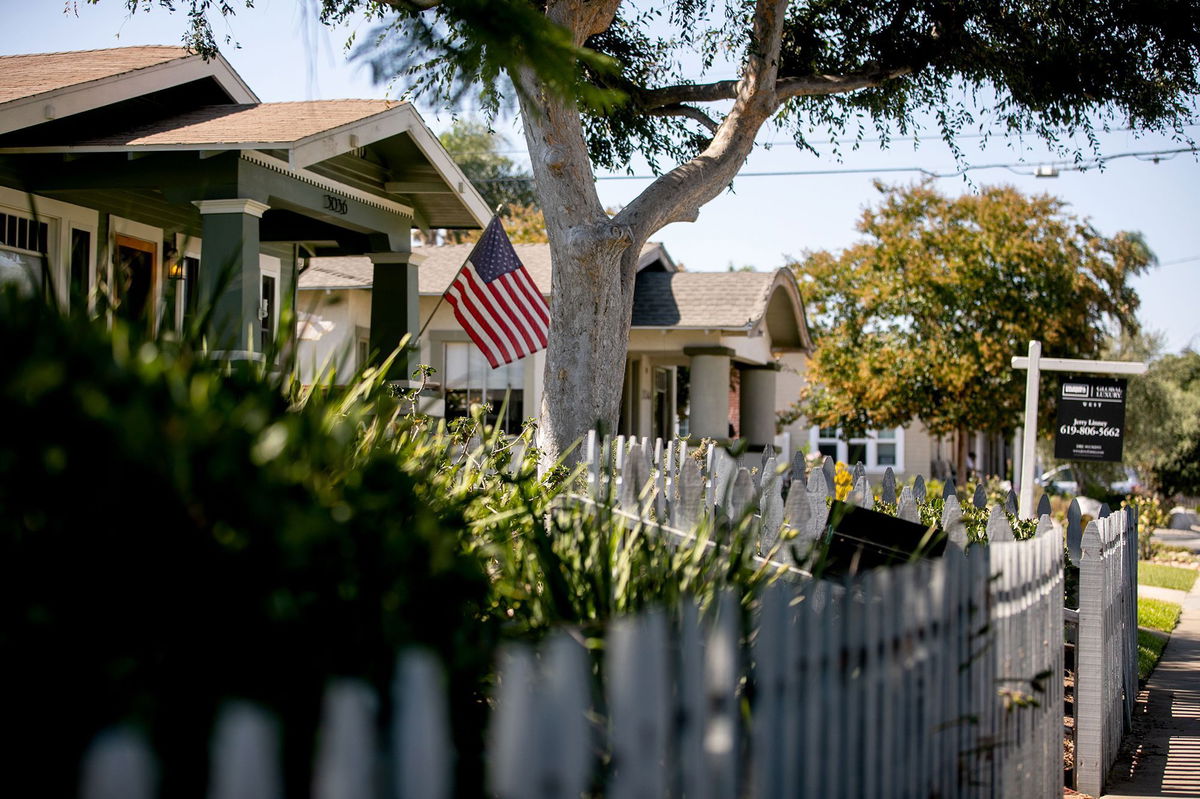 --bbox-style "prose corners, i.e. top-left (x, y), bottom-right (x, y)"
top-left (5, 0), bottom-right (1200, 353)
